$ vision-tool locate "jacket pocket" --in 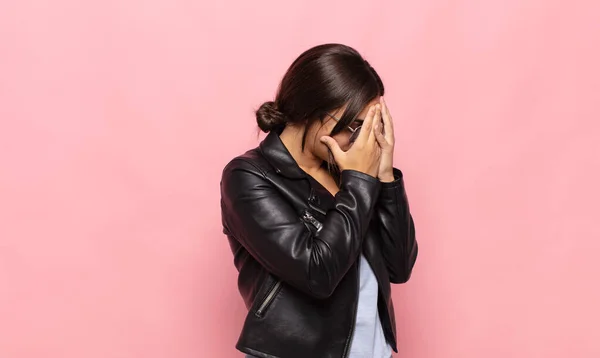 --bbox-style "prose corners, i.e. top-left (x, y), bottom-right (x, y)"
top-left (255, 280), bottom-right (282, 317)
